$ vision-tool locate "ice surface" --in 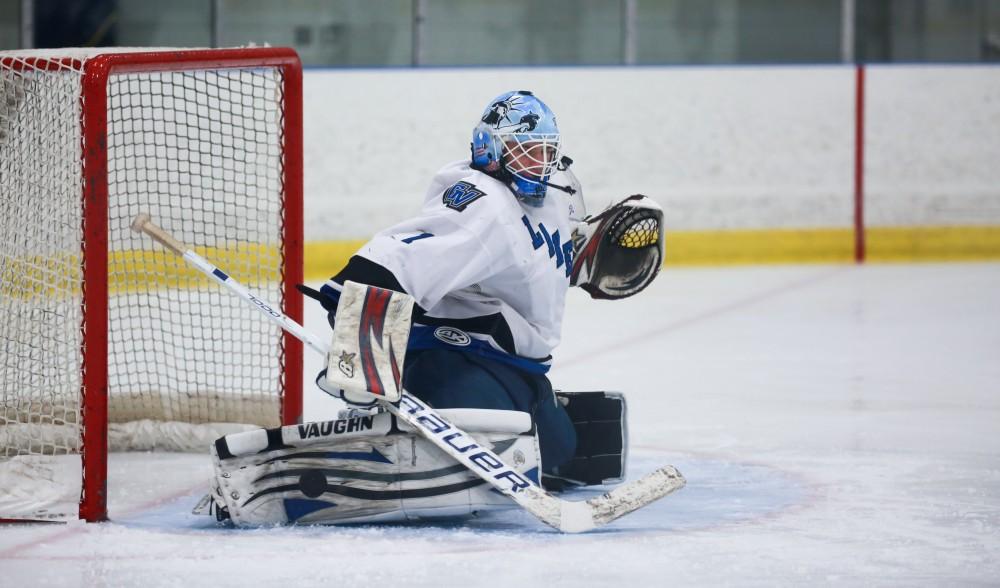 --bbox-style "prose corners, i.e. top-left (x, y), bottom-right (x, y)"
top-left (2, 263), bottom-right (998, 586)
